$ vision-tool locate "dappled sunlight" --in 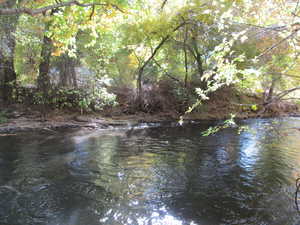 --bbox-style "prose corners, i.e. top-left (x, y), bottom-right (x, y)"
top-left (238, 131), bottom-right (261, 171)
top-left (2, 120), bottom-right (300, 224)
top-left (2, 1), bottom-right (300, 224)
